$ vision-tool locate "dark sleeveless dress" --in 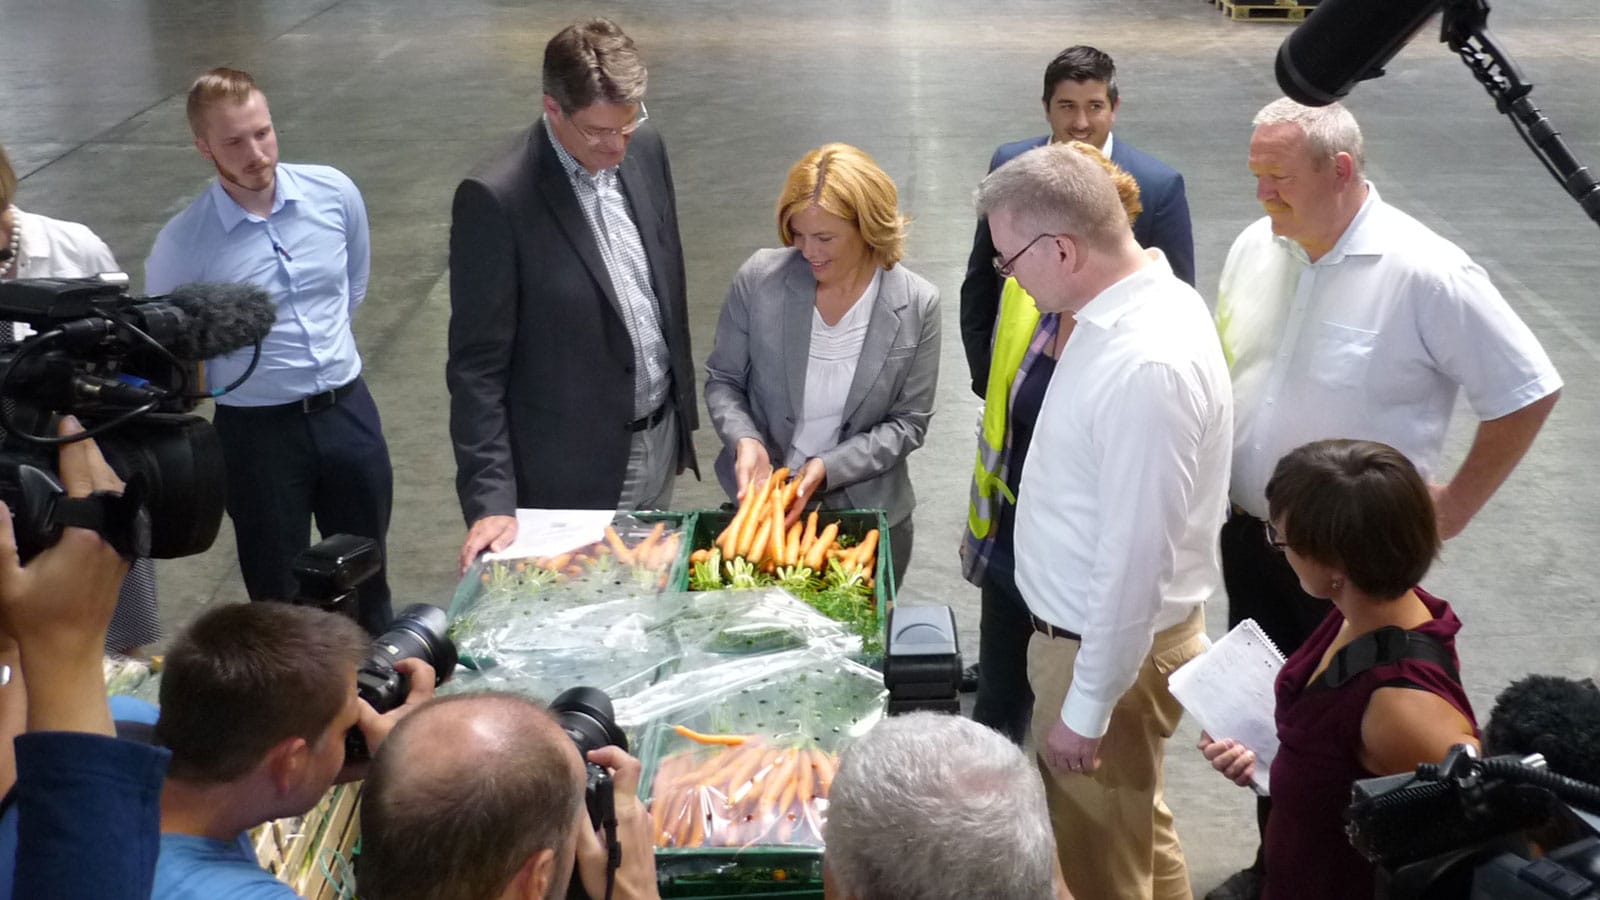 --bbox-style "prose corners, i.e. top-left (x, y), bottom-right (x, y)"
top-left (1263, 588), bottom-right (1476, 900)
